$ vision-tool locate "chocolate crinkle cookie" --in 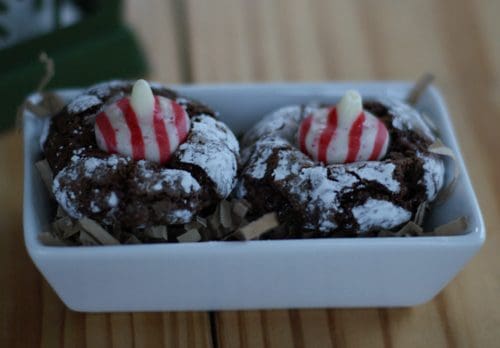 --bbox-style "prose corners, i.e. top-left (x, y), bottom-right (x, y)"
top-left (237, 90), bottom-right (445, 237)
top-left (42, 80), bottom-right (239, 235)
